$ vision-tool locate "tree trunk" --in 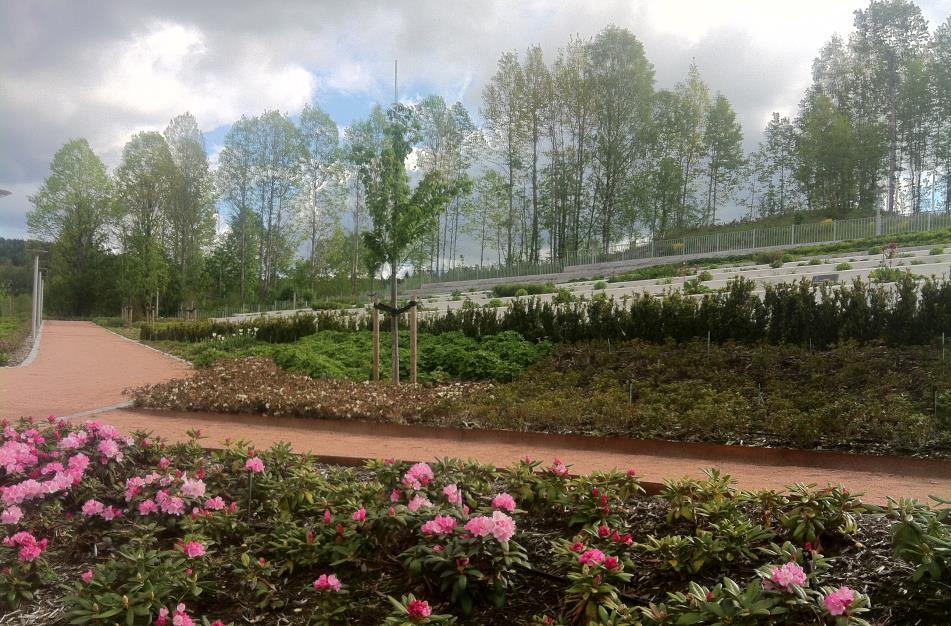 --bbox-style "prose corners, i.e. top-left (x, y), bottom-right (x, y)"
top-left (390, 259), bottom-right (399, 385)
